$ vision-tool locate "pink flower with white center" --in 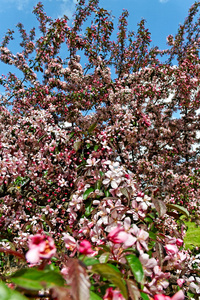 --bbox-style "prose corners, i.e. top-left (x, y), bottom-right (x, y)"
top-left (86, 157), bottom-right (100, 167)
top-left (177, 279), bottom-right (185, 287)
top-left (149, 266), bottom-right (170, 292)
top-left (90, 224), bottom-right (104, 244)
top-left (136, 194), bottom-right (152, 208)
top-left (63, 233), bottom-right (77, 251)
top-left (123, 217), bottom-right (132, 231)
top-left (164, 244), bottom-right (178, 256)
top-left (103, 287), bottom-right (126, 300)
top-left (107, 225), bottom-right (136, 247)
top-left (26, 234), bottom-right (56, 264)
top-left (105, 208), bottom-right (126, 232)
top-left (130, 199), bottom-right (147, 218)
top-left (154, 290), bottom-right (184, 300)
top-left (68, 194), bottom-right (83, 211)
top-left (94, 206), bottom-right (110, 226)
top-left (130, 224), bottom-right (149, 252)
top-left (107, 225), bottom-right (128, 244)
top-left (177, 250), bottom-right (187, 263)
top-left (79, 240), bottom-right (96, 255)
top-left (139, 253), bottom-right (157, 276)
top-left (103, 170), bottom-right (121, 189)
